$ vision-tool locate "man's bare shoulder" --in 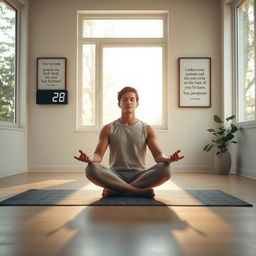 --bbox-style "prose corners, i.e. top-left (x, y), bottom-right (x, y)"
top-left (146, 124), bottom-right (156, 137)
top-left (100, 124), bottom-right (111, 136)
